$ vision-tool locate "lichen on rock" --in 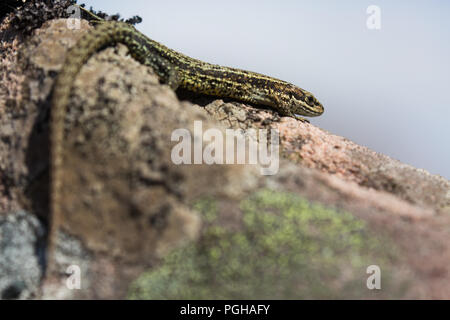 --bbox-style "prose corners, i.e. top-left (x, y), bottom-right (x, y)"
top-left (128, 190), bottom-right (404, 299)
